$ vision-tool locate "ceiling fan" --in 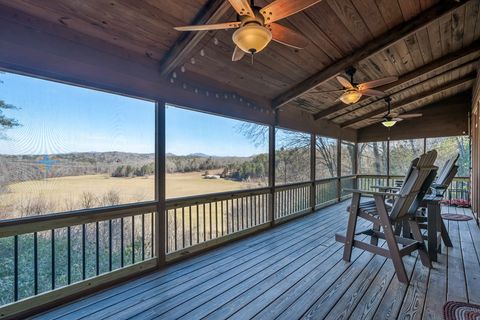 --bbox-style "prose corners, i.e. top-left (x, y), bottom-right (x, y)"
top-left (373, 97), bottom-right (423, 128)
top-left (174, 0), bottom-right (320, 62)
top-left (315, 67), bottom-right (398, 105)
